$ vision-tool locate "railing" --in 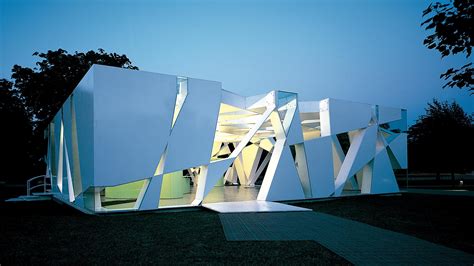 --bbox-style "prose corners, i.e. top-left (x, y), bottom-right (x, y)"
top-left (26, 175), bottom-right (52, 196)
